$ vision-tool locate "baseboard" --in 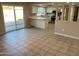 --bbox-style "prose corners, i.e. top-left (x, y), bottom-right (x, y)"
top-left (54, 32), bottom-right (79, 40)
